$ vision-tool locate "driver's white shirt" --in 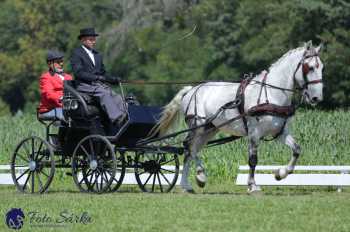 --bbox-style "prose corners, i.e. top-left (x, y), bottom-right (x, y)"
top-left (82, 45), bottom-right (95, 66)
